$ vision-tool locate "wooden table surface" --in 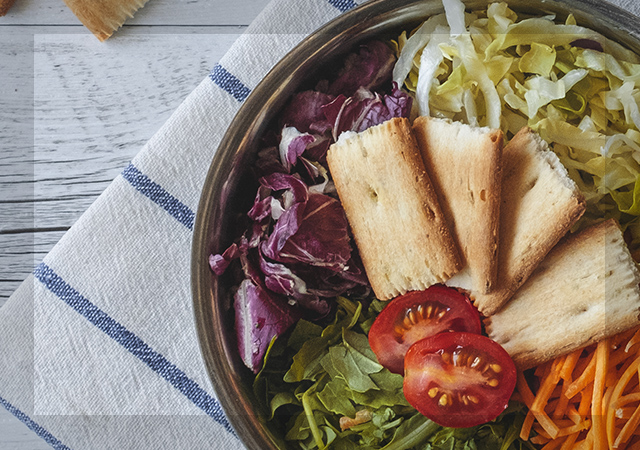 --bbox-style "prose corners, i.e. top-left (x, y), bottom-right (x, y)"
top-left (0, 0), bottom-right (268, 446)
